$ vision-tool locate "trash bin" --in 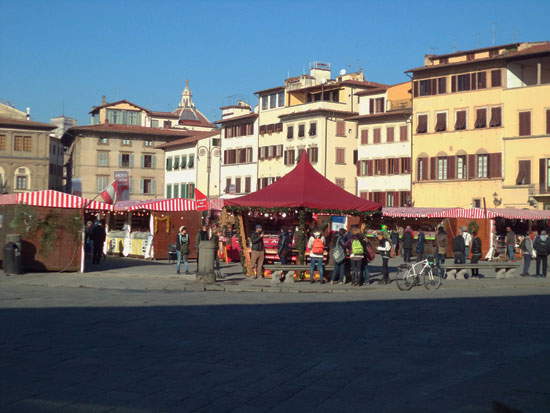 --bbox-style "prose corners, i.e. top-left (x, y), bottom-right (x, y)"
top-left (197, 239), bottom-right (216, 284)
top-left (3, 242), bottom-right (22, 276)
